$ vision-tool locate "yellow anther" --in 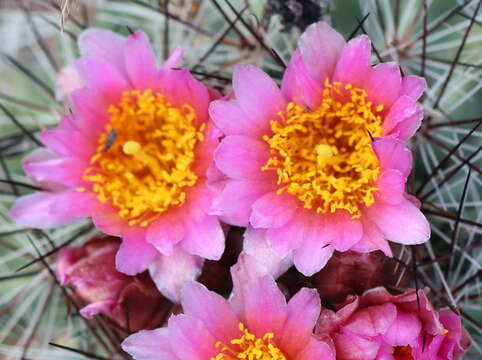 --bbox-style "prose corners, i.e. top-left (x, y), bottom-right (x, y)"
top-left (81, 90), bottom-right (203, 227)
top-left (442, 329), bottom-right (449, 335)
top-left (211, 322), bottom-right (286, 360)
top-left (122, 140), bottom-right (141, 155)
top-left (262, 81), bottom-right (383, 218)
